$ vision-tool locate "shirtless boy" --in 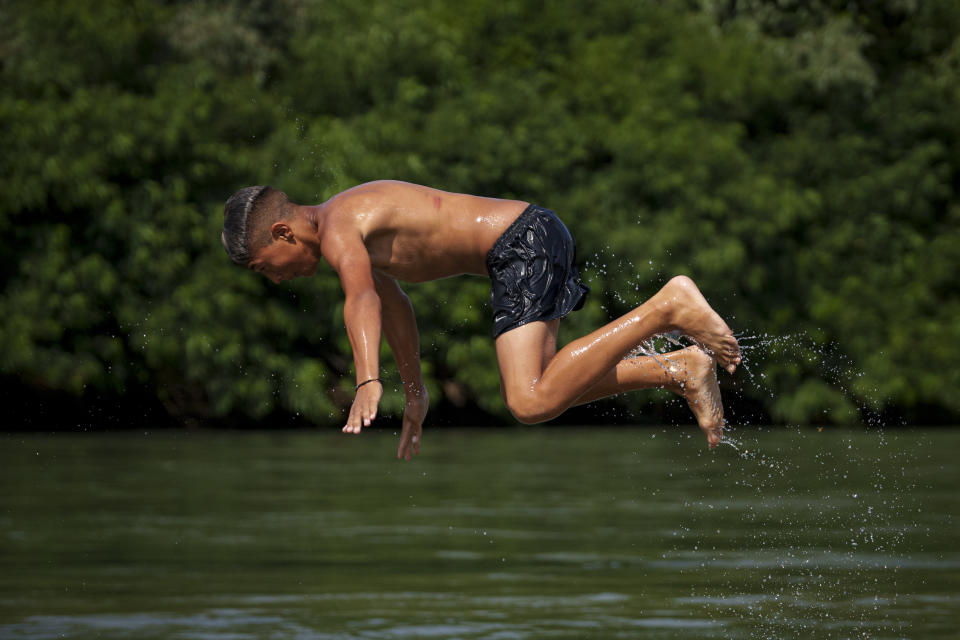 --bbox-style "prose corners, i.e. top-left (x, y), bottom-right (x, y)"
top-left (222, 181), bottom-right (741, 459)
